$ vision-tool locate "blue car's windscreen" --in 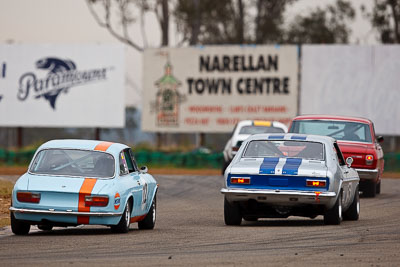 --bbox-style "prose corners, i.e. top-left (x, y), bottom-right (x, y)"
top-left (243, 140), bottom-right (324, 161)
top-left (29, 149), bottom-right (115, 178)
